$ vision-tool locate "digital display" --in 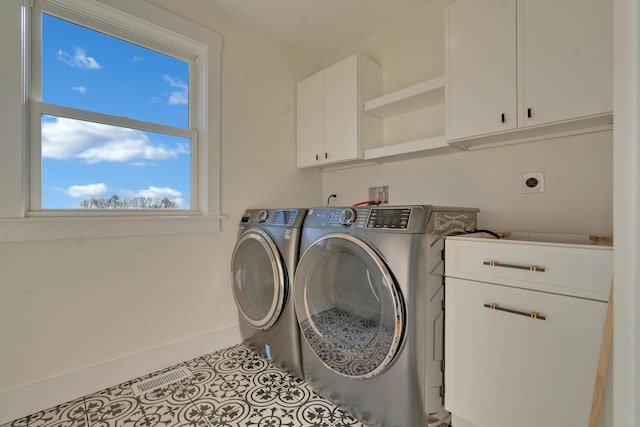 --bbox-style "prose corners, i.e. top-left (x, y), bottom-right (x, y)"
top-left (367, 208), bottom-right (411, 229)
